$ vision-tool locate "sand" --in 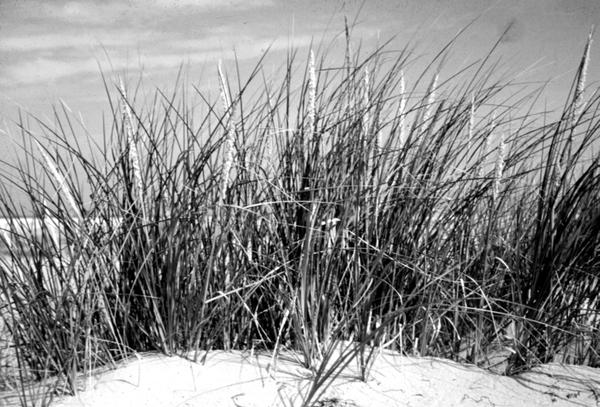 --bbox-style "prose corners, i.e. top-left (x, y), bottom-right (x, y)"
top-left (2, 349), bottom-right (597, 407)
